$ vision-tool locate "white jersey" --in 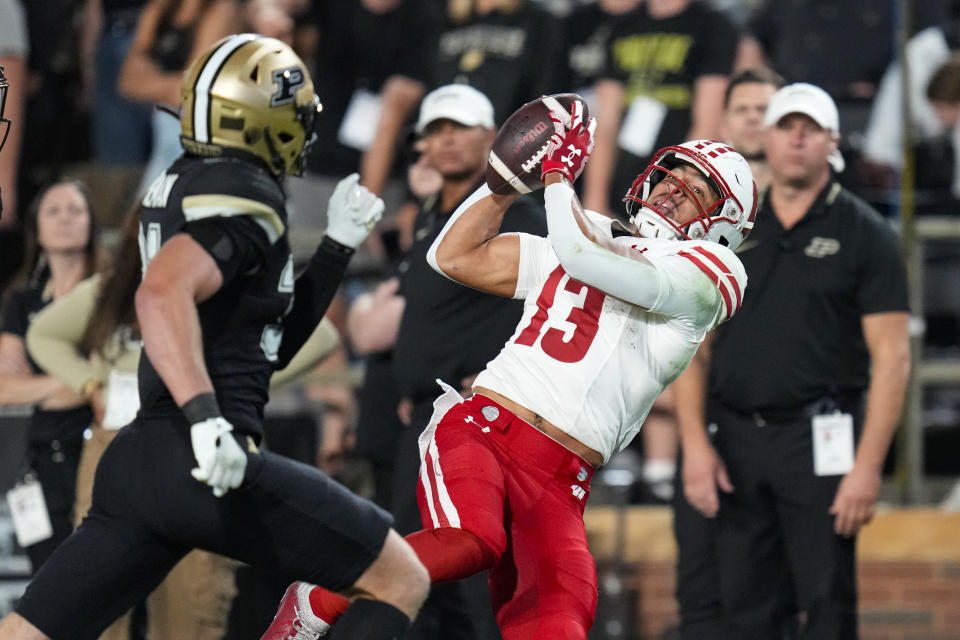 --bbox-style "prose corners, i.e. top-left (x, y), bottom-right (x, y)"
top-left (473, 215), bottom-right (747, 464)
